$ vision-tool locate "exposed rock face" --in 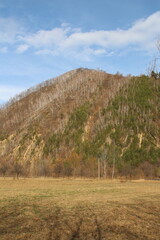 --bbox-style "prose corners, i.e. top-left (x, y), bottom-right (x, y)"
top-left (0, 139), bottom-right (8, 156)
